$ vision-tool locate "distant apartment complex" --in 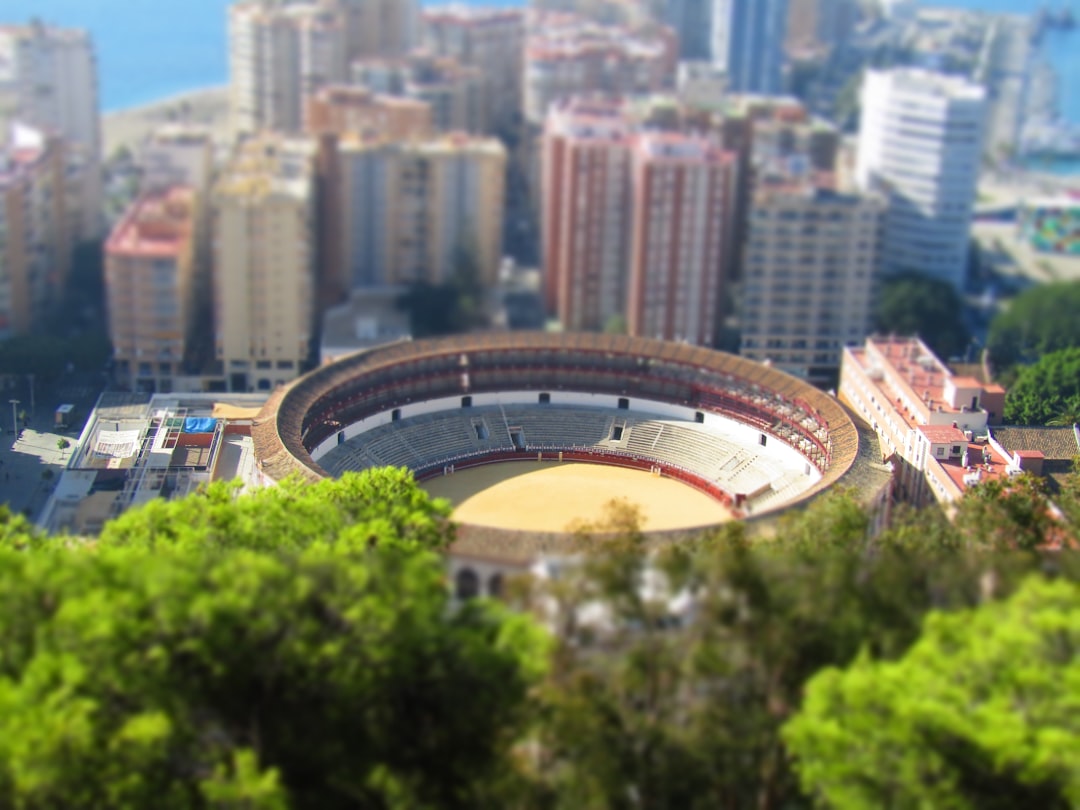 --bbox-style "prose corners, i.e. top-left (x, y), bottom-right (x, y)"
top-left (423, 7), bottom-right (526, 133)
top-left (105, 188), bottom-right (199, 393)
top-left (840, 336), bottom-right (1007, 507)
top-left (0, 22), bottom-right (102, 240)
top-left (856, 68), bottom-right (986, 289)
top-left (542, 97), bottom-right (738, 343)
top-left (331, 133), bottom-right (506, 291)
top-left (524, 14), bottom-right (676, 124)
top-left (212, 135), bottom-right (317, 393)
top-left (229, 2), bottom-right (348, 135)
top-left (139, 125), bottom-right (216, 196)
top-left (786, 0), bottom-right (858, 53)
top-left (307, 84), bottom-right (433, 140)
top-left (351, 54), bottom-right (485, 134)
top-left (0, 124), bottom-right (70, 337)
top-left (228, 0), bottom-right (420, 136)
